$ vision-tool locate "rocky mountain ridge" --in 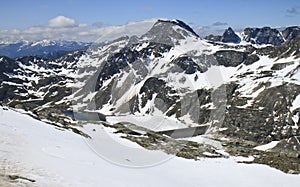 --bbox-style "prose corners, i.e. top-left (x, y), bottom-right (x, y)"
top-left (205, 25), bottom-right (300, 46)
top-left (0, 19), bottom-right (299, 173)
